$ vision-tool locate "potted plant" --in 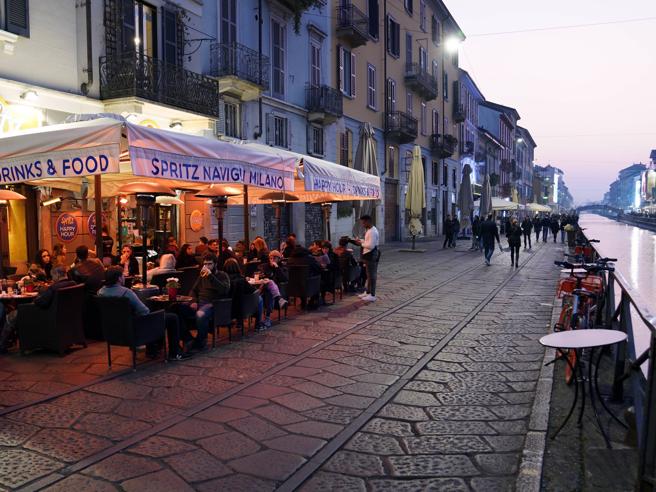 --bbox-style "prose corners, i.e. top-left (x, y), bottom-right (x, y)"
top-left (23, 278), bottom-right (35, 293)
top-left (165, 277), bottom-right (181, 301)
